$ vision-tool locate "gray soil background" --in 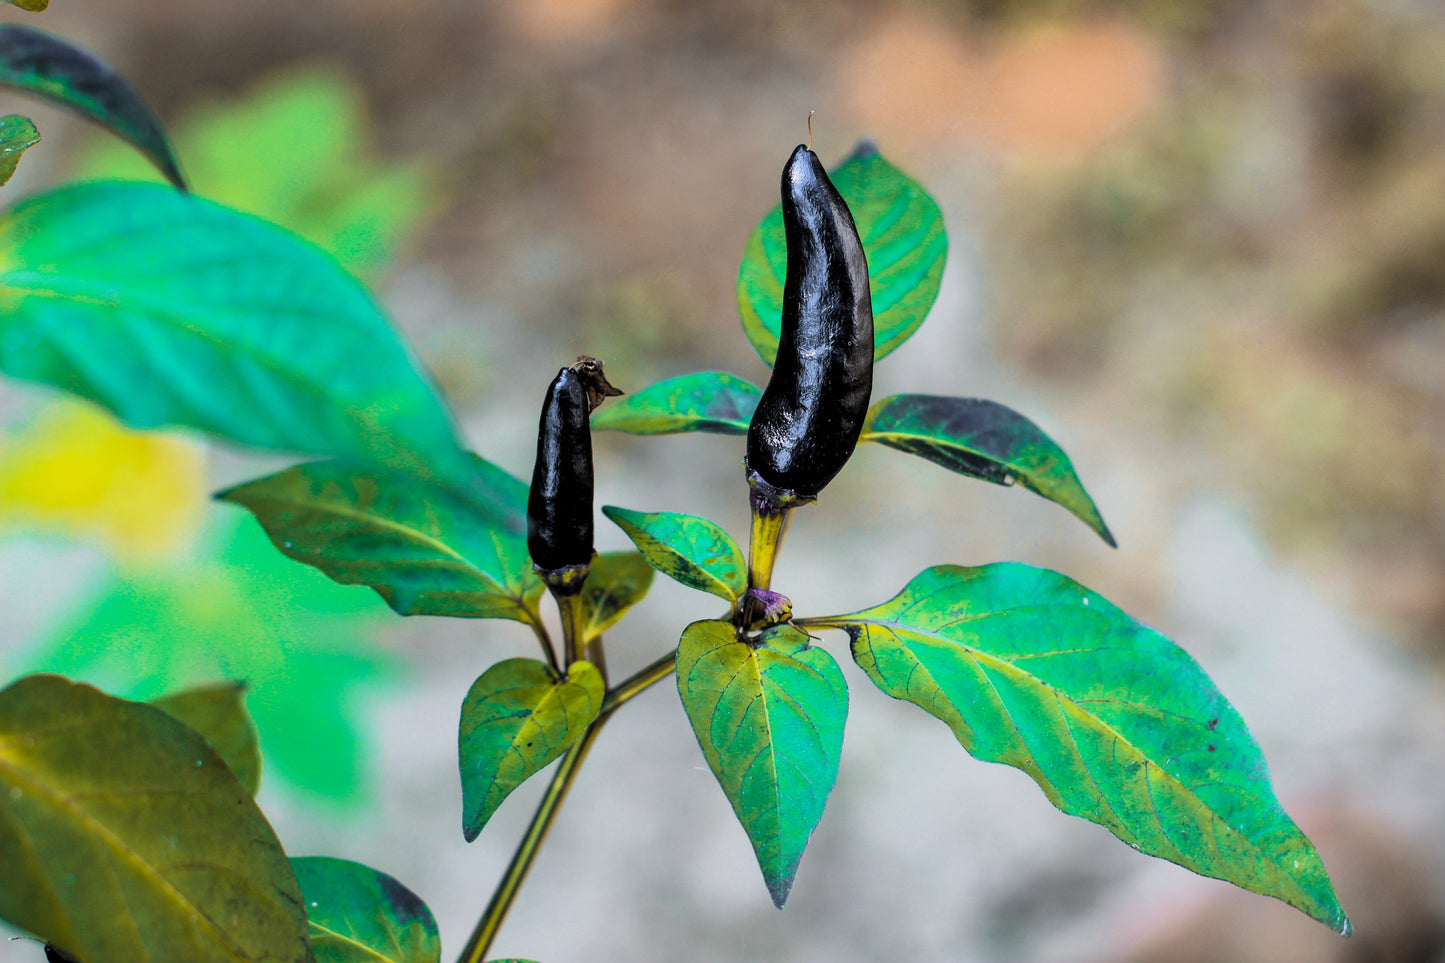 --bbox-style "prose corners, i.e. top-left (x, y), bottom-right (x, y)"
top-left (3, 0), bottom-right (1445, 961)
